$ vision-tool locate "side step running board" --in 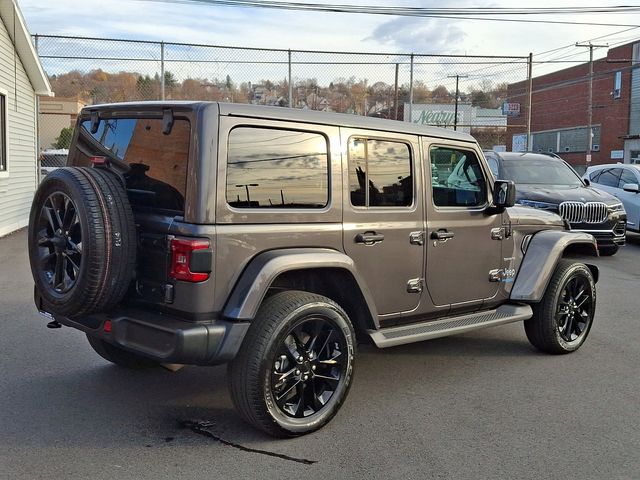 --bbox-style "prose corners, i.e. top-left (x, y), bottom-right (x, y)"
top-left (369, 304), bottom-right (533, 348)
